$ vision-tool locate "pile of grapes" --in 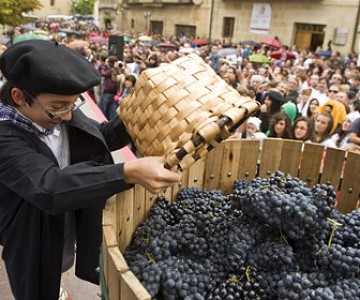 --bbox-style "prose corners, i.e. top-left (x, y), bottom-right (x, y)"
top-left (124, 171), bottom-right (360, 299)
